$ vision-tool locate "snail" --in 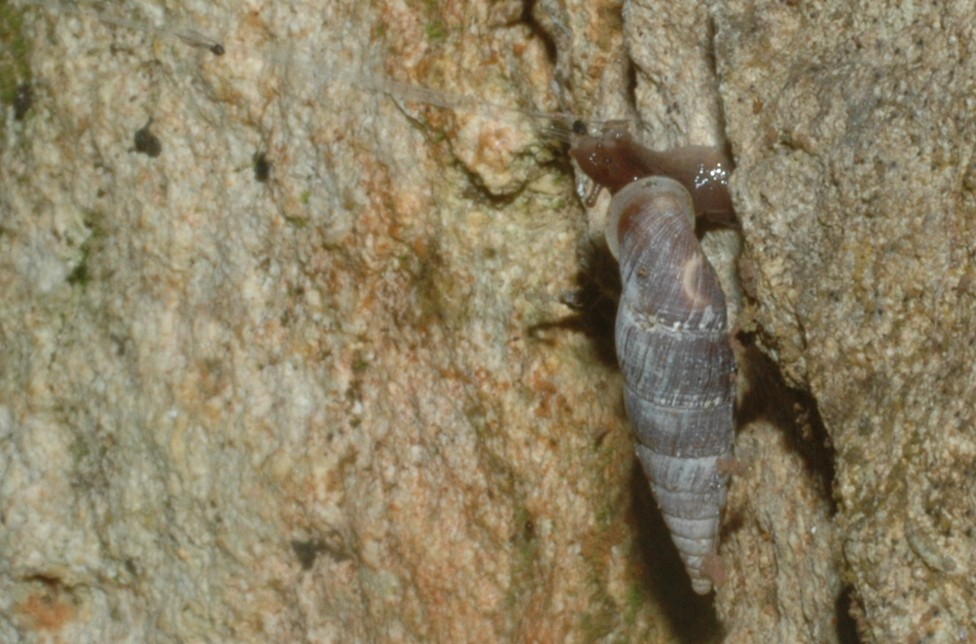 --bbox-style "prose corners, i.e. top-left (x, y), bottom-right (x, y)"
top-left (571, 122), bottom-right (736, 594)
